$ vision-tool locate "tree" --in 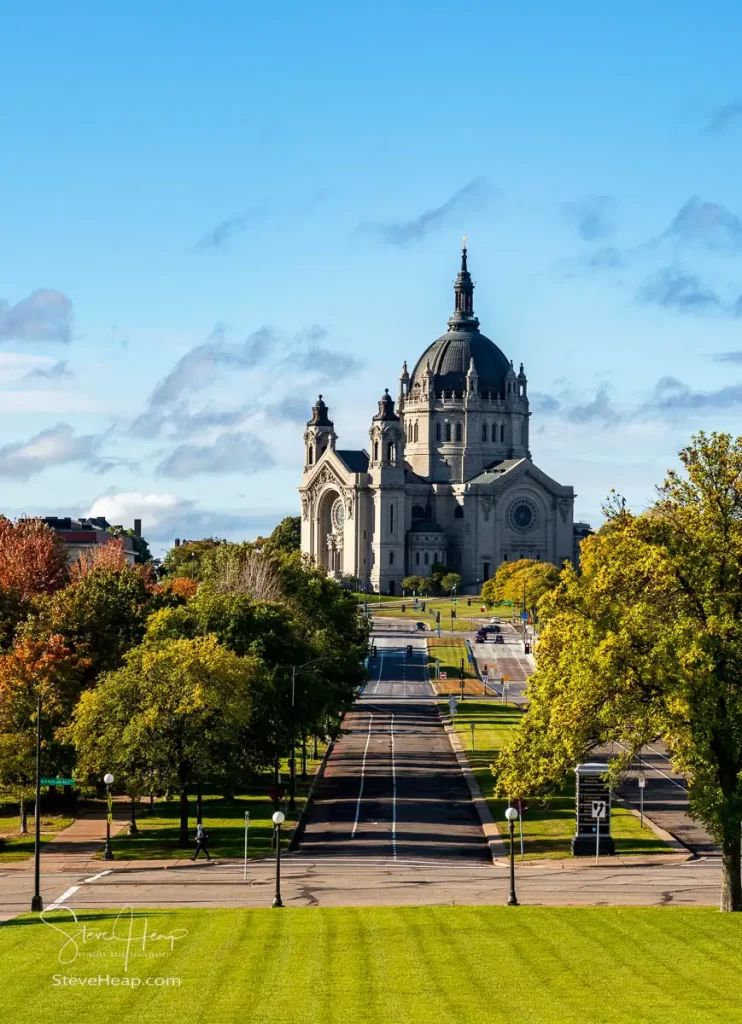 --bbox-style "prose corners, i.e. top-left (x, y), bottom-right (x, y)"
top-left (70, 636), bottom-right (258, 845)
top-left (495, 433), bottom-right (742, 912)
top-left (21, 565), bottom-right (157, 686)
top-left (402, 575), bottom-right (429, 594)
top-left (0, 518), bottom-right (68, 602)
top-left (71, 537), bottom-right (129, 579)
top-left (263, 516), bottom-right (301, 555)
top-left (441, 572), bottom-right (463, 594)
top-left (482, 559), bottom-right (559, 614)
top-left (108, 525), bottom-right (152, 565)
top-left (205, 542), bottom-right (283, 602)
top-left (160, 539), bottom-right (222, 580)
